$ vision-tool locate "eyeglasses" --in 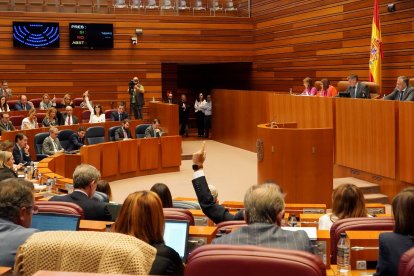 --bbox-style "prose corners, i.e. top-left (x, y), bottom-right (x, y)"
top-left (25, 205), bottom-right (39, 215)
